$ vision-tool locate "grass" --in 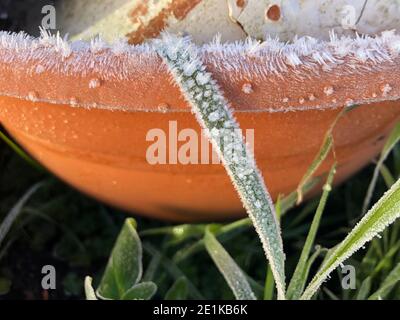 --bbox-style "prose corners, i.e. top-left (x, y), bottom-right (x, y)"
top-left (1, 124), bottom-right (400, 299)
